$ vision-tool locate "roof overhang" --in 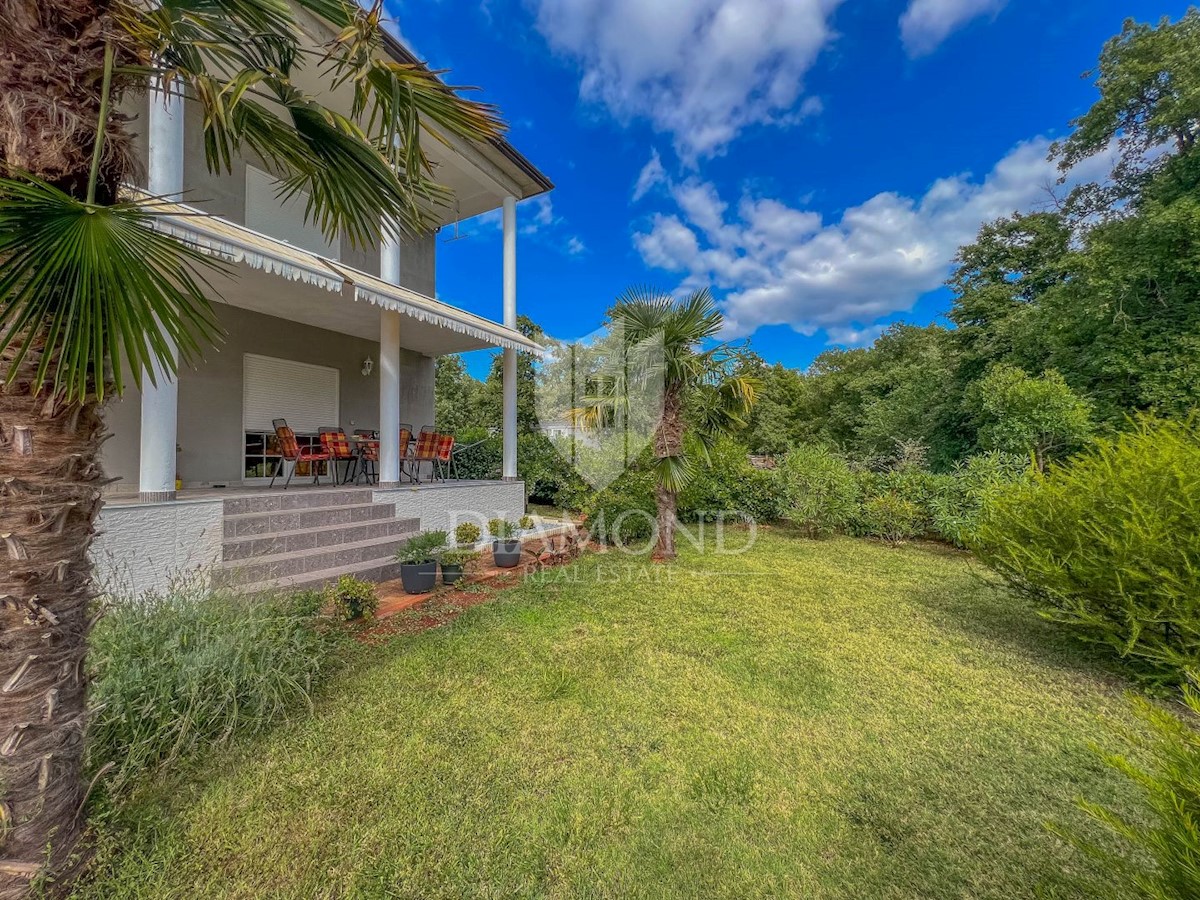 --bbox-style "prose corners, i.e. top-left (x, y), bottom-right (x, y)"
top-left (153, 203), bottom-right (543, 356)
